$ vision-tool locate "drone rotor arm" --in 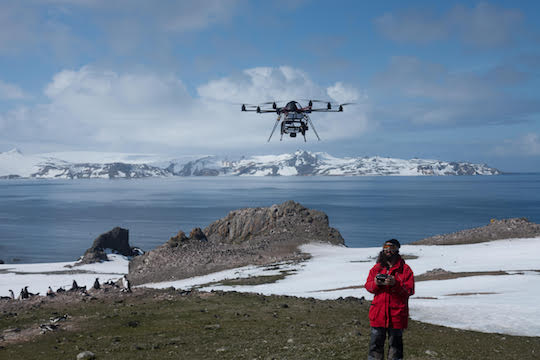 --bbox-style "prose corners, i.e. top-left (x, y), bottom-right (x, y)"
top-left (309, 108), bottom-right (340, 112)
